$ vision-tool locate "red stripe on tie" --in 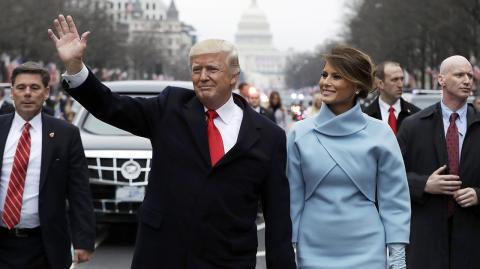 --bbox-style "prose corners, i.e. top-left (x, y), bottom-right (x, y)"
top-left (2, 122), bottom-right (31, 229)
